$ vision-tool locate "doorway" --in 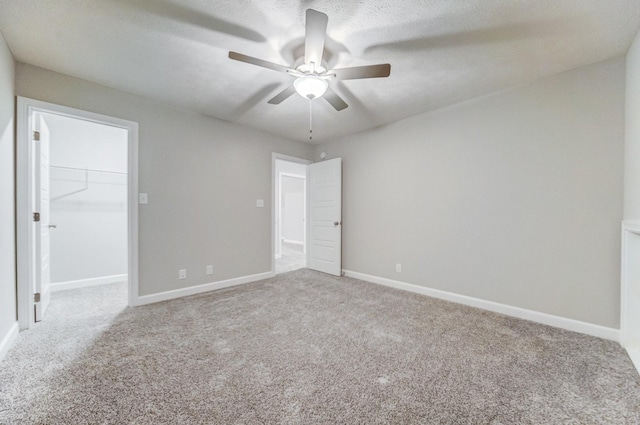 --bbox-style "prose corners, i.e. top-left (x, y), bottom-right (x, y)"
top-left (621, 222), bottom-right (640, 374)
top-left (16, 97), bottom-right (139, 330)
top-left (272, 153), bottom-right (343, 277)
top-left (274, 158), bottom-right (308, 274)
top-left (45, 112), bottom-right (128, 300)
